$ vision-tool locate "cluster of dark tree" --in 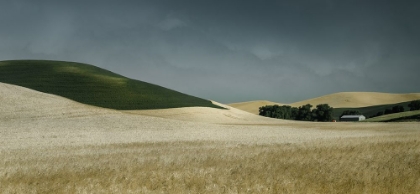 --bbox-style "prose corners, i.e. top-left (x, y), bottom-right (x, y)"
top-left (259, 104), bottom-right (333, 122)
top-left (374, 100), bottom-right (420, 117)
top-left (372, 105), bottom-right (405, 117)
top-left (408, 100), bottom-right (420, 111)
